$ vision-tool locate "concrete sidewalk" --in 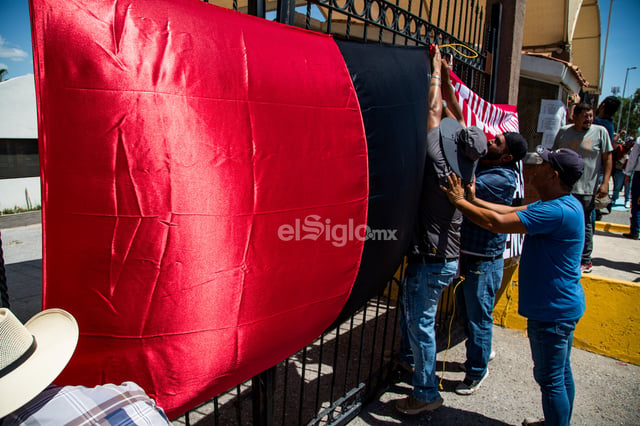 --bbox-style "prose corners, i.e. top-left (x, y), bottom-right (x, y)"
top-left (353, 325), bottom-right (640, 425)
top-left (351, 207), bottom-right (640, 425)
top-left (1, 210), bottom-right (639, 425)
